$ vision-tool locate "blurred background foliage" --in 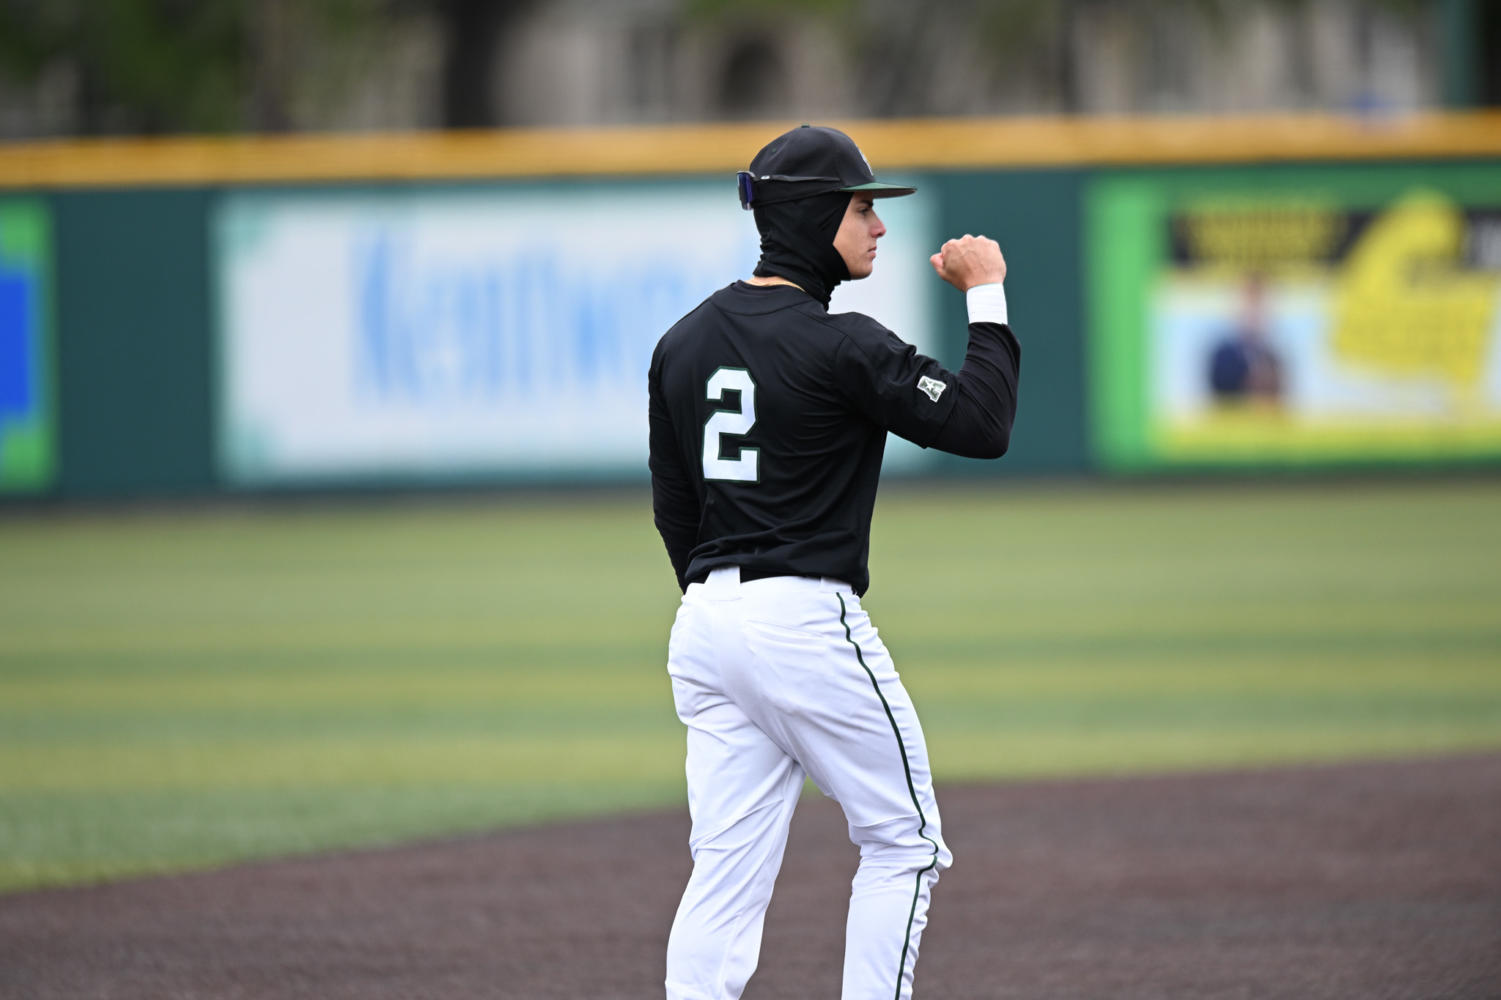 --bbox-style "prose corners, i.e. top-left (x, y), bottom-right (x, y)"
top-left (0, 0), bottom-right (1493, 137)
top-left (0, 0), bottom-right (539, 134)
